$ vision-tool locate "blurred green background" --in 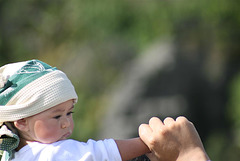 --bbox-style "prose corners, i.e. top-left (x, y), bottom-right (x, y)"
top-left (1, 0), bottom-right (240, 160)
